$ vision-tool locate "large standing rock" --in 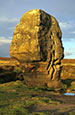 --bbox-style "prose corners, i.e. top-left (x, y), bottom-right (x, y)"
top-left (10, 9), bottom-right (64, 88)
